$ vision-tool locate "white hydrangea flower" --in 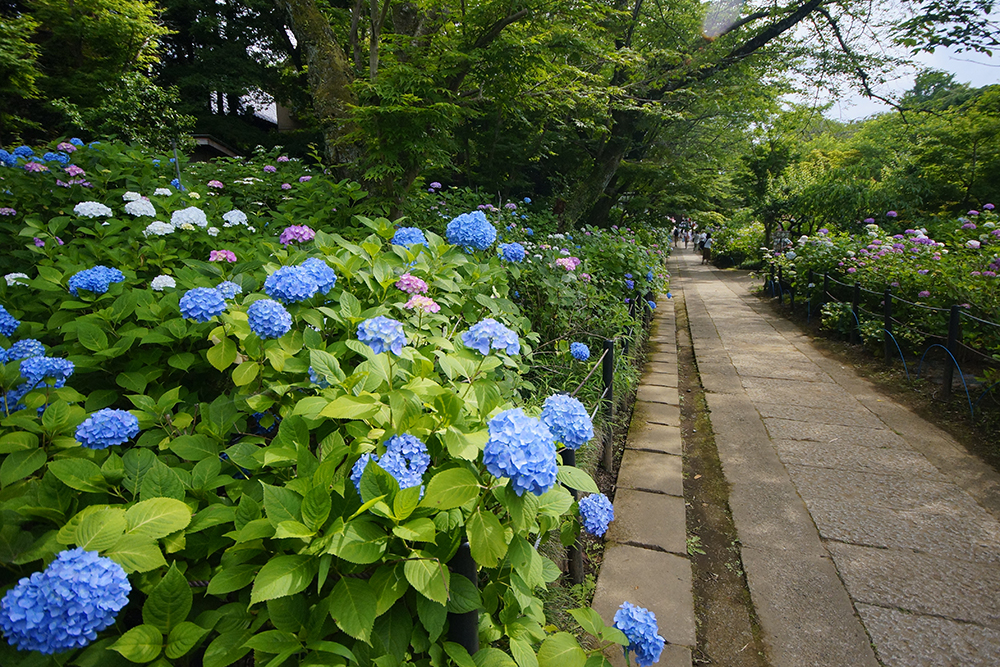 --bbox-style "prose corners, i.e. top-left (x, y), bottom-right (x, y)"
top-left (4, 272), bottom-right (29, 286)
top-left (143, 221), bottom-right (174, 237)
top-left (179, 223), bottom-right (195, 231)
top-left (207, 226), bottom-right (220, 236)
top-left (150, 275), bottom-right (176, 291)
top-left (74, 201), bottom-right (113, 218)
top-left (153, 188), bottom-right (172, 196)
top-left (247, 226), bottom-right (256, 233)
top-left (124, 199), bottom-right (156, 217)
top-left (222, 209), bottom-right (247, 227)
top-left (171, 206), bottom-right (208, 228)
top-left (122, 191), bottom-right (142, 202)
